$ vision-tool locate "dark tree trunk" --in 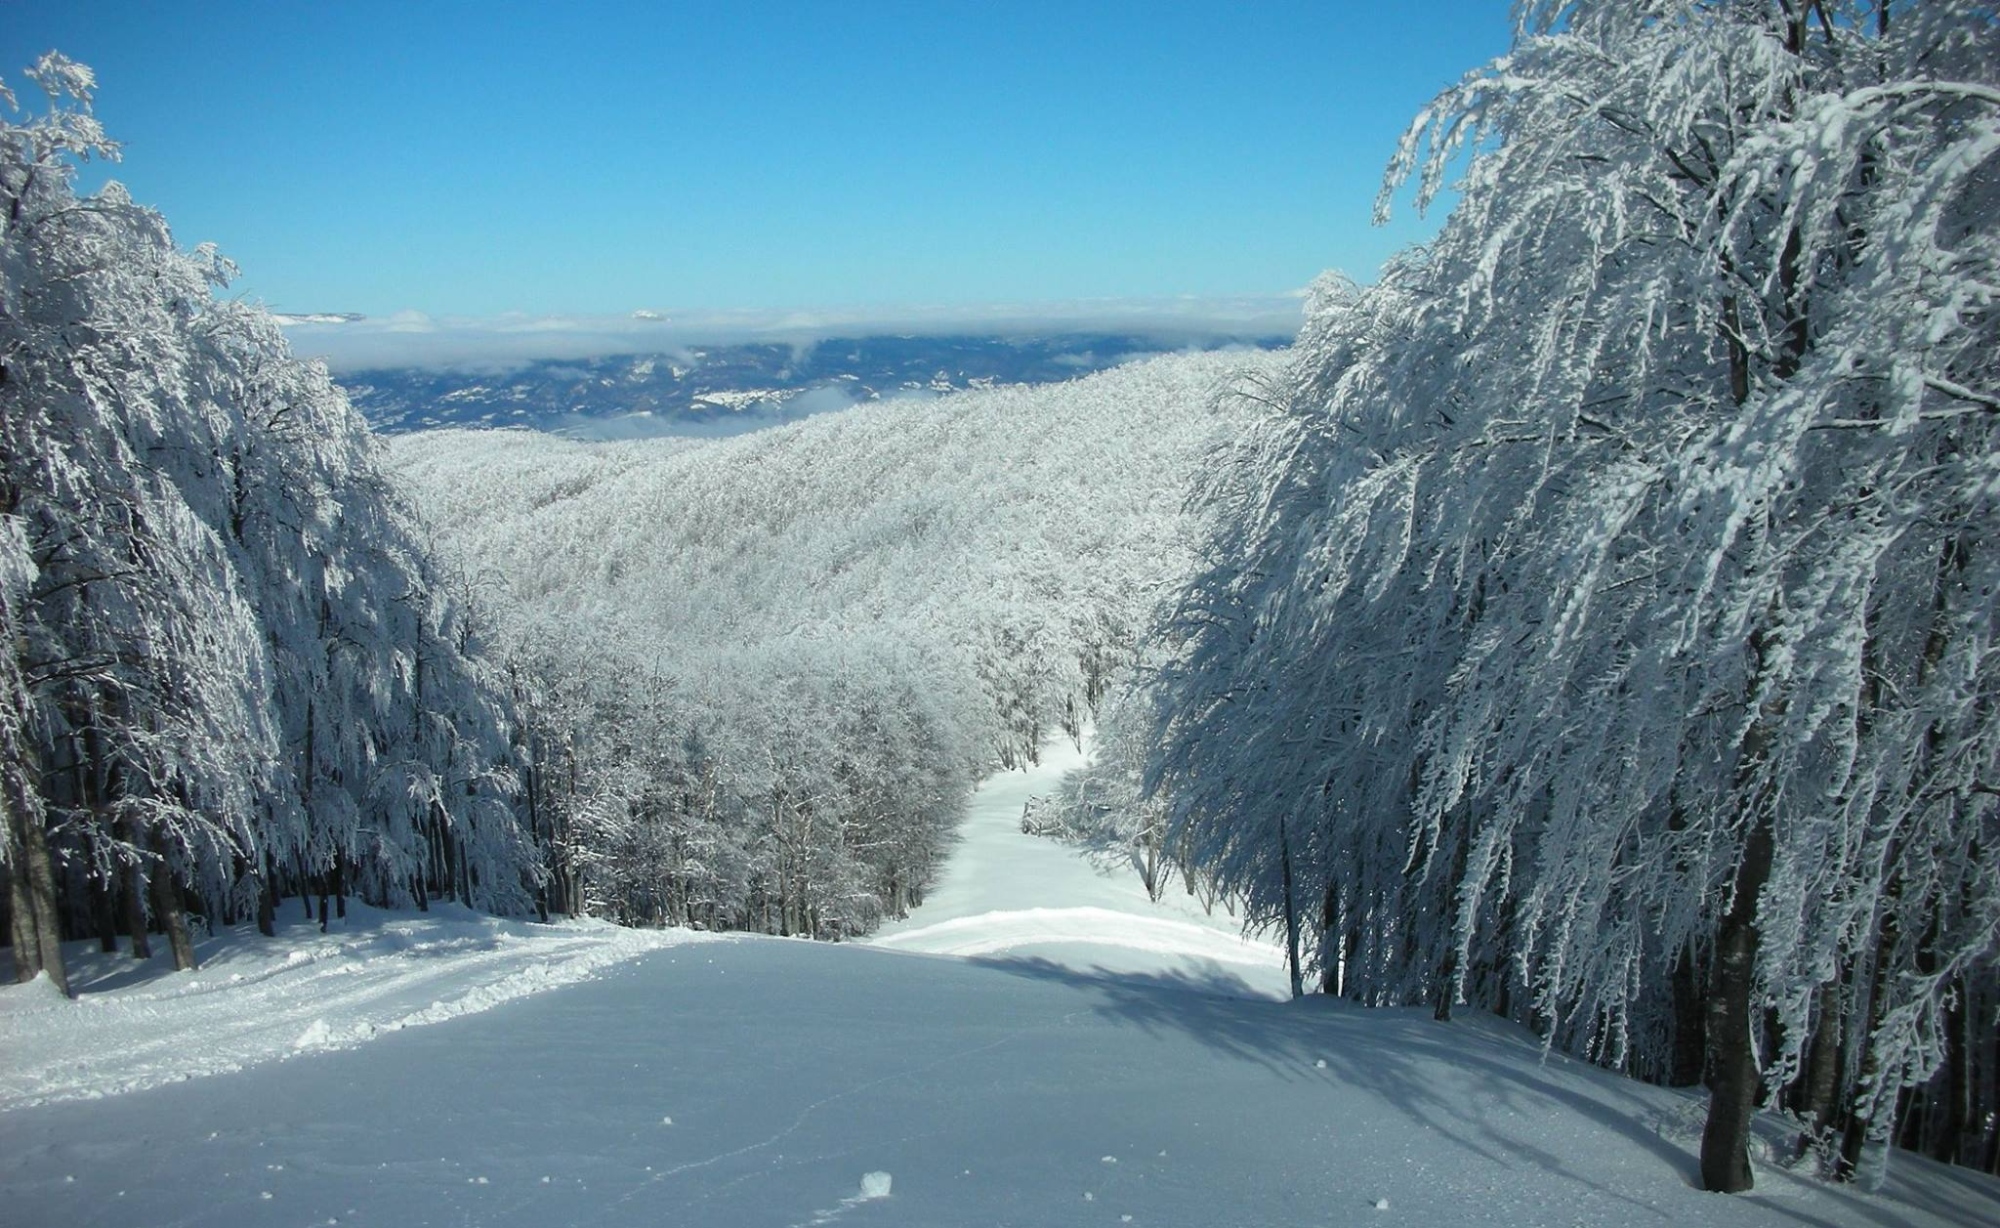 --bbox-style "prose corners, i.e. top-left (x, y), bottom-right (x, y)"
top-left (1670, 943), bottom-right (1708, 1086)
top-left (89, 870), bottom-right (120, 953)
top-left (1797, 983), bottom-right (1844, 1163)
top-left (149, 845), bottom-right (197, 972)
top-left (1318, 883), bottom-right (1340, 995)
top-left (1931, 981), bottom-right (1968, 1165)
top-left (120, 858), bottom-right (152, 960)
top-left (3, 702), bottom-right (66, 992)
top-left (1433, 819), bottom-right (1472, 1023)
top-left (256, 855), bottom-right (276, 938)
top-left (13, 805), bottom-right (69, 995)
top-left (1700, 813), bottom-right (1775, 1193)
top-left (7, 862), bottom-right (42, 983)
top-left (1433, 947), bottom-right (1458, 1022)
top-left (1279, 816), bottom-right (1303, 1000)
